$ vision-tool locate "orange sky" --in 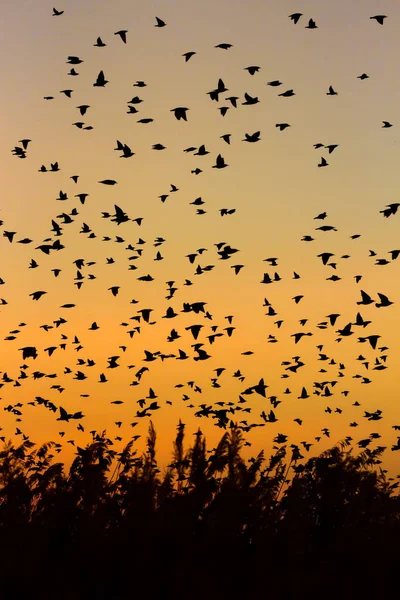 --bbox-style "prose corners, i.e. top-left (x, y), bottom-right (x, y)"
top-left (1, 0), bottom-right (400, 473)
